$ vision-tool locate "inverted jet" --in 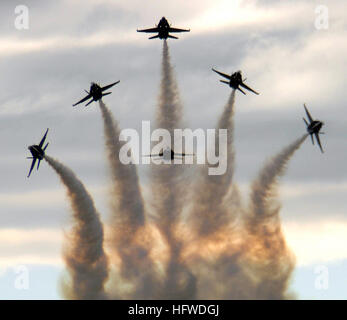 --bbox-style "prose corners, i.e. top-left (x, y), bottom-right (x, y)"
top-left (212, 68), bottom-right (259, 95)
top-left (137, 17), bottom-right (190, 40)
top-left (73, 81), bottom-right (120, 107)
